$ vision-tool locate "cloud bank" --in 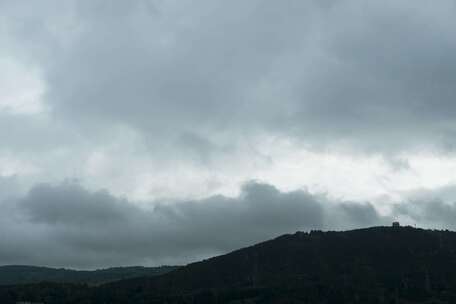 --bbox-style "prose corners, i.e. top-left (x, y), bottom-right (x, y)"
top-left (2, 180), bottom-right (454, 269)
top-left (0, 181), bottom-right (389, 269)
